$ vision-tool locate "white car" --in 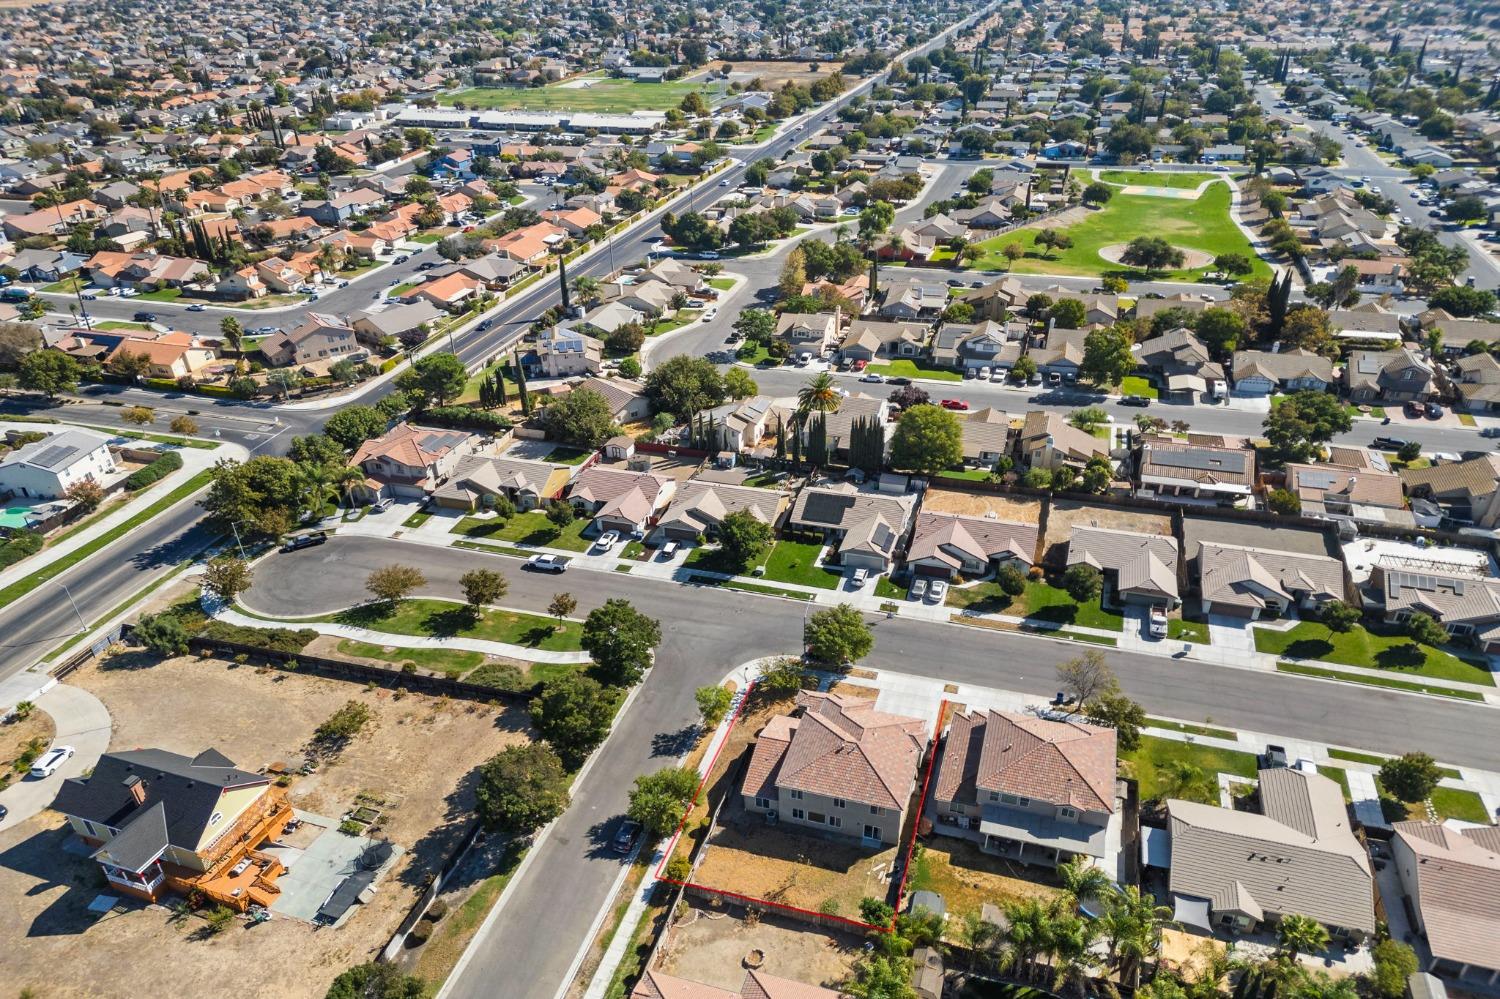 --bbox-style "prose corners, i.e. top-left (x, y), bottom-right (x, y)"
top-left (926, 579), bottom-right (948, 603)
top-left (702, 307), bottom-right (718, 321)
top-left (860, 372), bottom-right (884, 383)
top-left (119, 287), bottom-right (138, 297)
top-left (594, 530), bottom-right (620, 551)
top-left (659, 541), bottom-right (680, 559)
top-left (29, 745), bottom-right (75, 779)
top-left (850, 567), bottom-right (869, 588)
top-left (909, 578), bottom-right (928, 601)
